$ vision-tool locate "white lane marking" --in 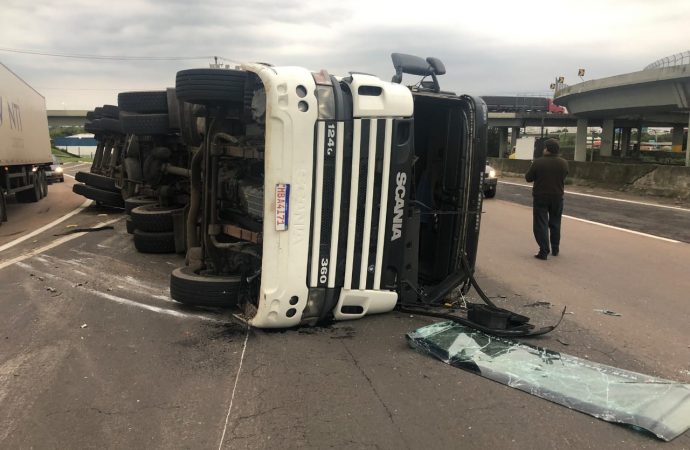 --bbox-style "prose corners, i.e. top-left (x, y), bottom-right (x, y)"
top-left (65, 162), bottom-right (91, 170)
top-left (63, 173), bottom-right (75, 179)
top-left (218, 325), bottom-right (251, 450)
top-left (562, 214), bottom-right (680, 243)
top-left (14, 261), bottom-right (220, 322)
top-left (84, 288), bottom-right (223, 322)
top-left (499, 180), bottom-right (690, 212)
top-left (0, 217), bottom-right (119, 271)
top-left (0, 199), bottom-right (92, 255)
